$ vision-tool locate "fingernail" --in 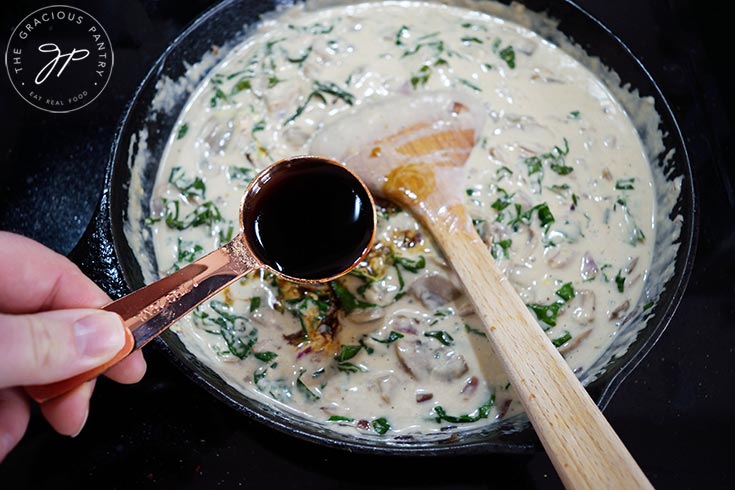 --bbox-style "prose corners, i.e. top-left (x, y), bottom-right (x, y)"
top-left (70, 407), bottom-right (90, 438)
top-left (73, 312), bottom-right (125, 361)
